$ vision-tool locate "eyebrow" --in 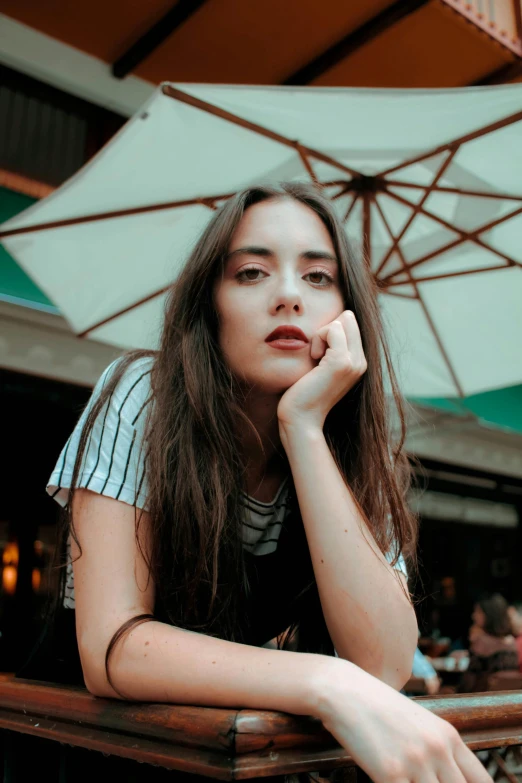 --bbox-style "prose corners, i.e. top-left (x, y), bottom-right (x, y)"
top-left (226, 246), bottom-right (338, 264)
